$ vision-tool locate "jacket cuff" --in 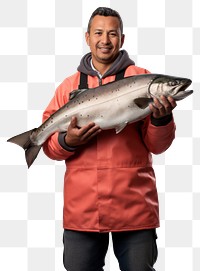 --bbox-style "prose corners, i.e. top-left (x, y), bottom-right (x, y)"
top-left (151, 113), bottom-right (173, 127)
top-left (58, 132), bottom-right (77, 152)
